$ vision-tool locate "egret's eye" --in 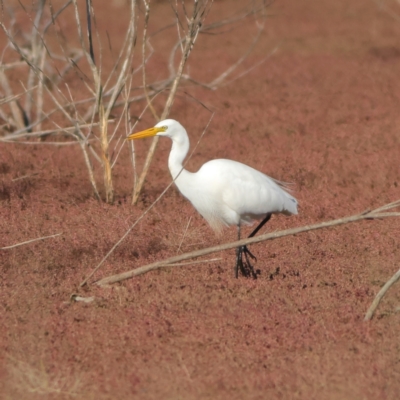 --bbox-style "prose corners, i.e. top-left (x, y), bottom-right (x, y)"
top-left (162, 126), bottom-right (168, 131)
